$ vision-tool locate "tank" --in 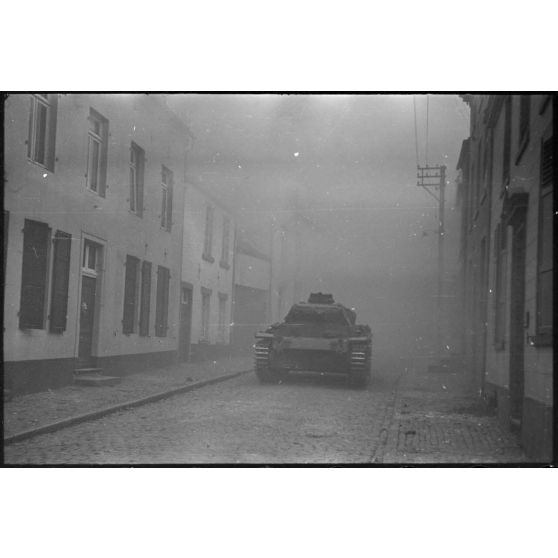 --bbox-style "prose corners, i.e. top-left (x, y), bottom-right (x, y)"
top-left (254, 293), bottom-right (372, 388)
